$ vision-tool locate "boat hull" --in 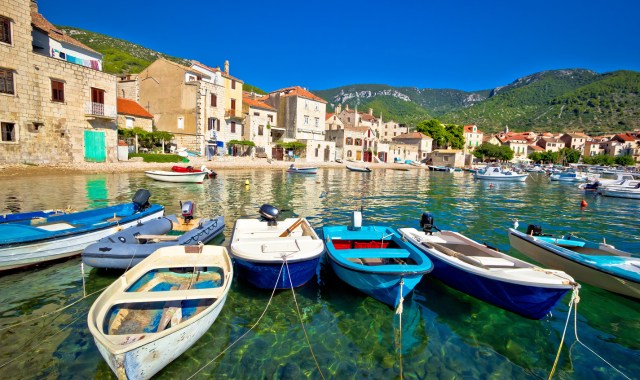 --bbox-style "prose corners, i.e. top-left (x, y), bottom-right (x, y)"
top-left (145, 171), bottom-right (206, 183)
top-left (94, 292), bottom-right (228, 380)
top-left (0, 208), bottom-right (164, 272)
top-left (509, 229), bottom-right (640, 299)
top-left (233, 257), bottom-right (320, 289)
top-left (475, 173), bottom-right (528, 181)
top-left (328, 259), bottom-right (422, 307)
top-left (601, 188), bottom-right (640, 199)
